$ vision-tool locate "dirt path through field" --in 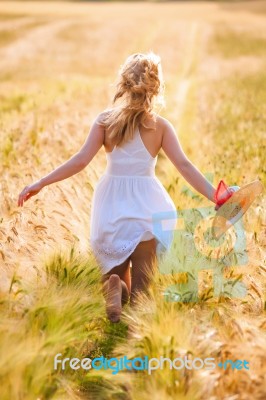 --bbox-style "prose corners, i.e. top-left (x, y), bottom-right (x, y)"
top-left (0, 18), bottom-right (75, 72)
